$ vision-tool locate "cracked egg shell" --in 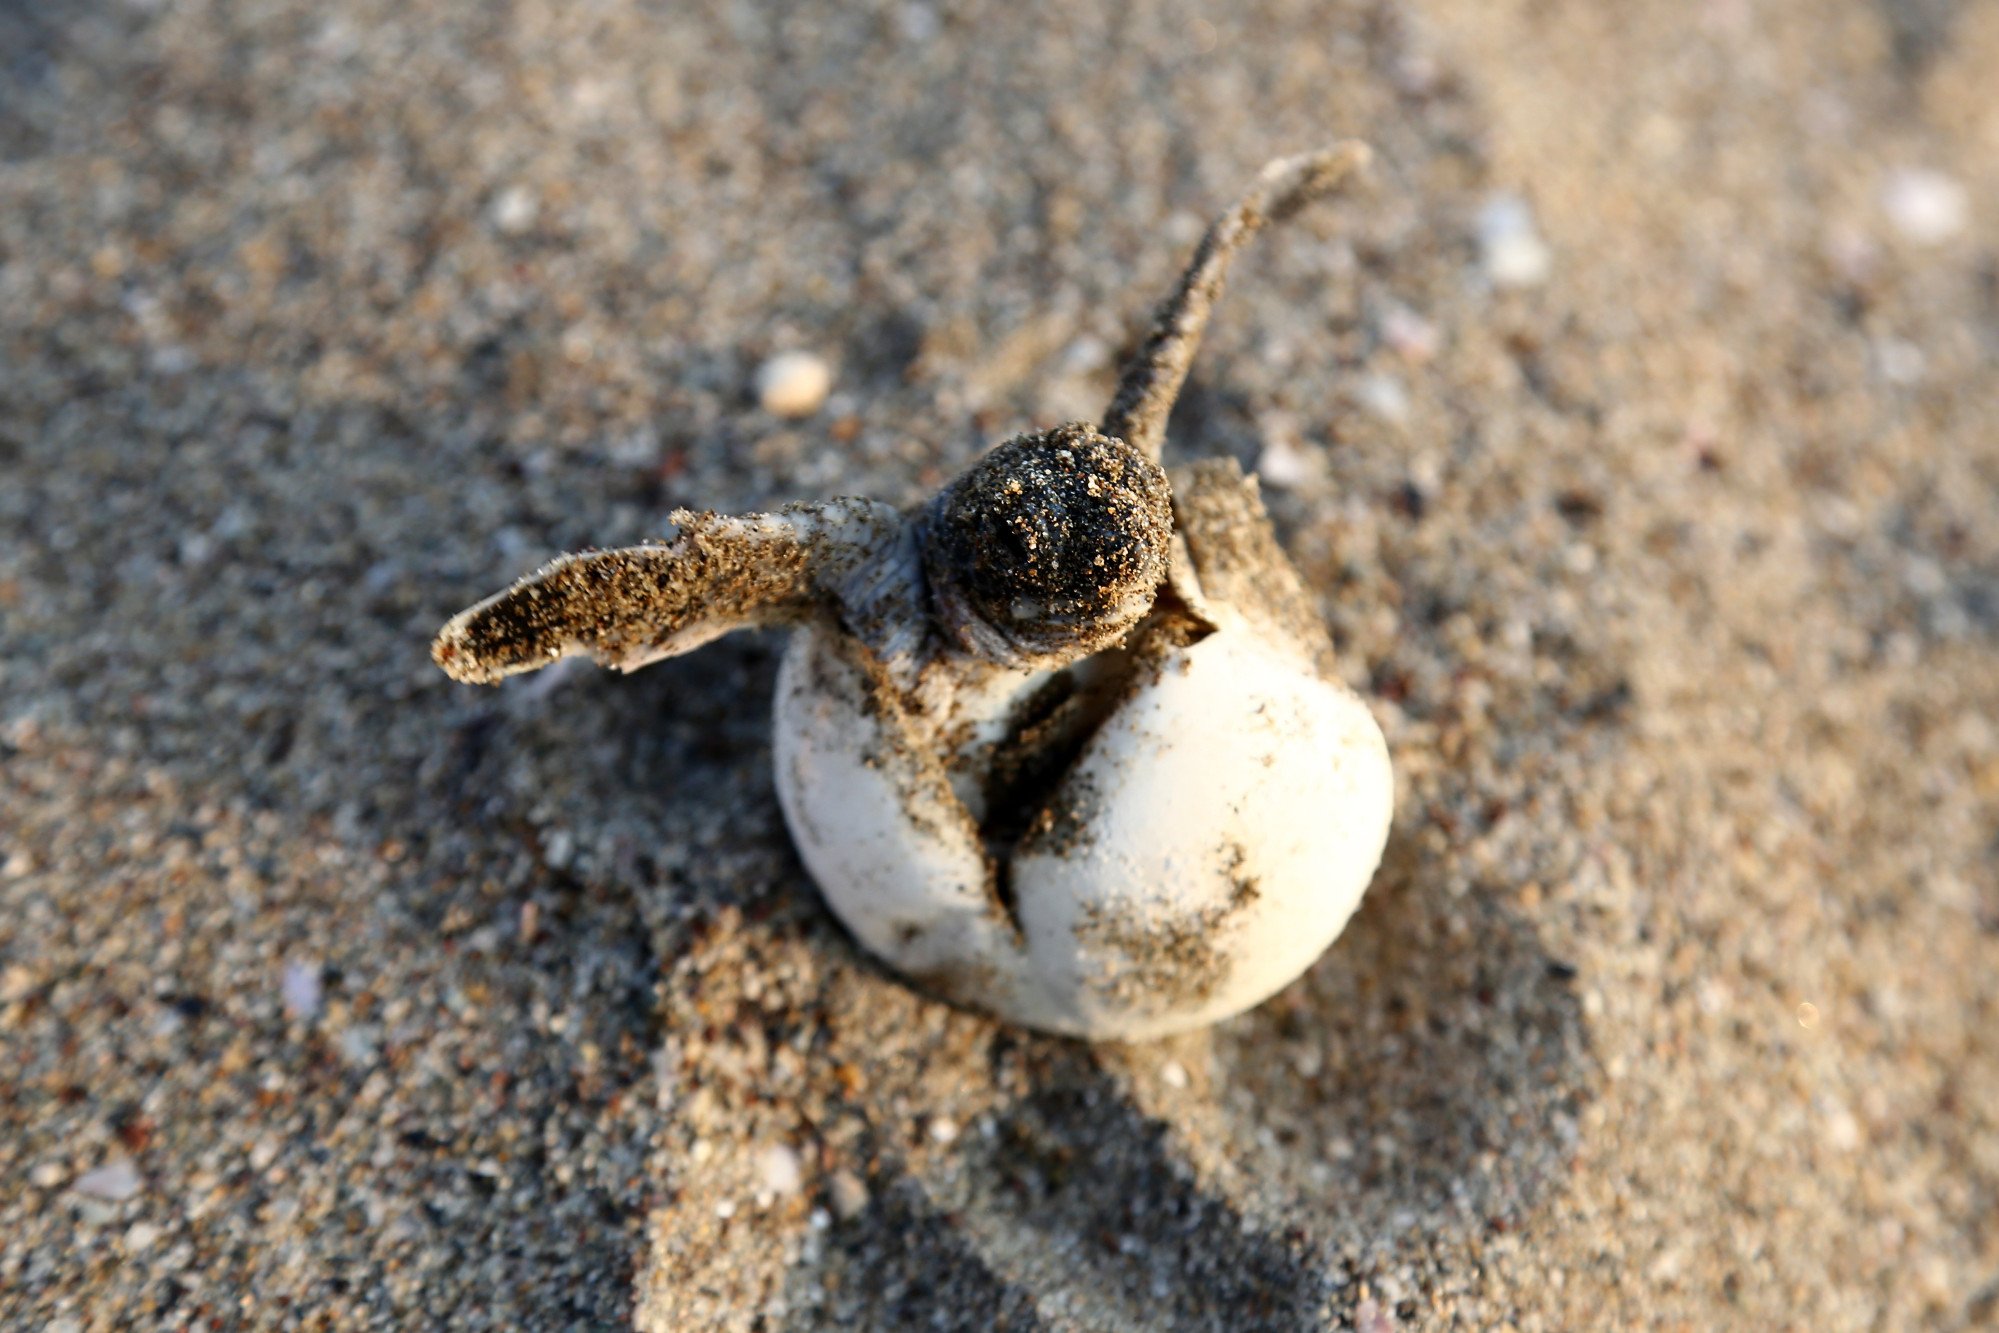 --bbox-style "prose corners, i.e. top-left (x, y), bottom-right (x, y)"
top-left (773, 605), bottom-right (1393, 1040)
